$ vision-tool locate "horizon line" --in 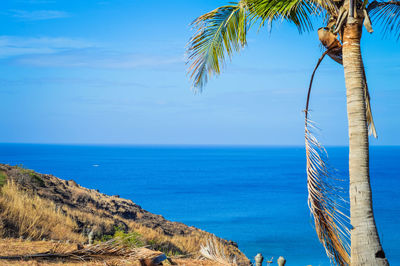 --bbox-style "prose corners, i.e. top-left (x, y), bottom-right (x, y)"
top-left (0, 142), bottom-right (399, 148)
